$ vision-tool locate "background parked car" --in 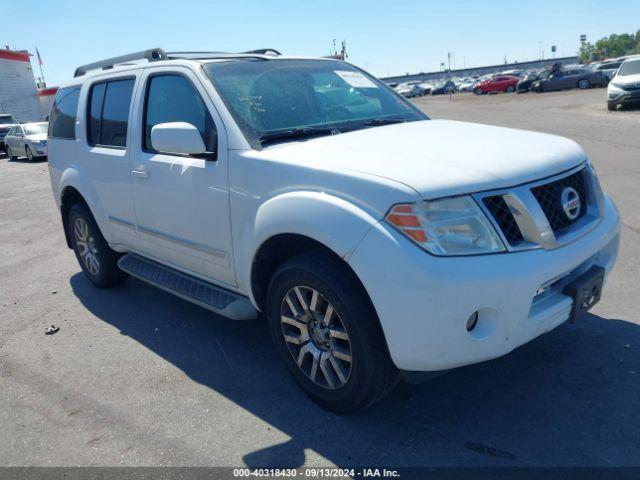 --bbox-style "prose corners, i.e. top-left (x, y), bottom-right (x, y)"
top-left (395, 82), bottom-right (423, 98)
top-left (607, 57), bottom-right (640, 111)
top-left (430, 80), bottom-right (457, 95)
top-left (4, 122), bottom-right (48, 161)
top-left (0, 113), bottom-right (20, 152)
top-left (516, 70), bottom-right (547, 93)
top-left (457, 78), bottom-right (476, 92)
top-left (593, 60), bottom-right (623, 84)
top-left (531, 67), bottom-right (604, 92)
top-left (418, 81), bottom-right (433, 95)
top-left (473, 75), bottom-right (520, 94)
